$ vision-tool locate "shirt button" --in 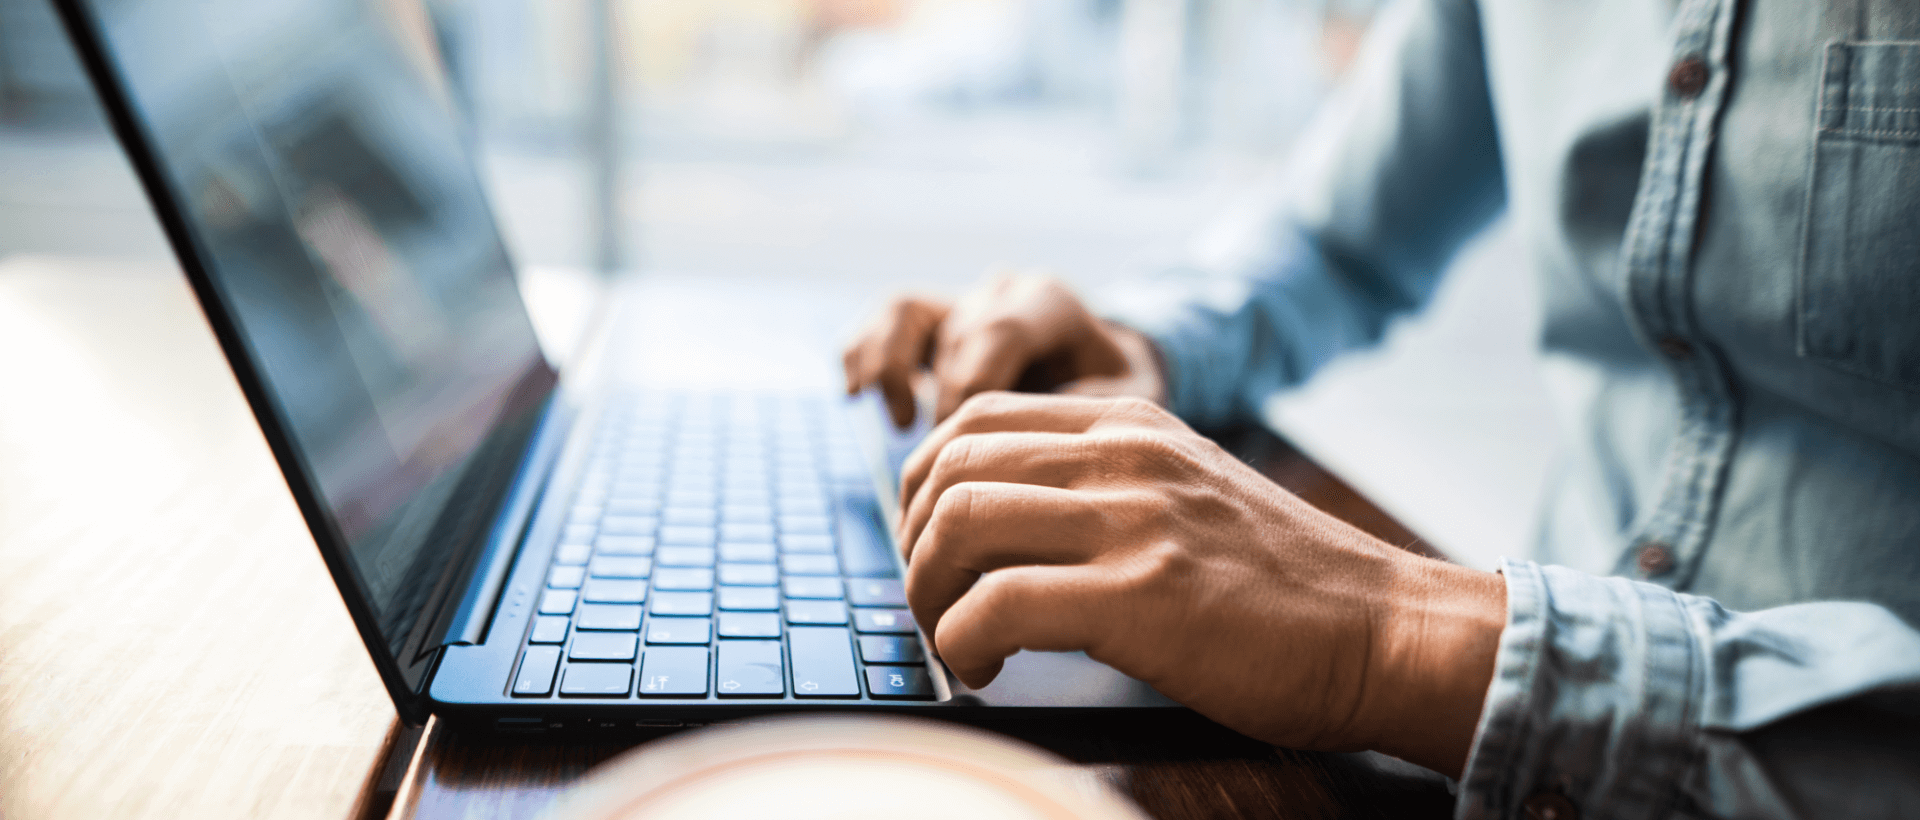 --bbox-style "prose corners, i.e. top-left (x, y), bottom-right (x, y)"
top-left (1638, 542), bottom-right (1675, 576)
top-left (1669, 57), bottom-right (1709, 97)
top-left (1656, 334), bottom-right (1694, 360)
top-left (1523, 792), bottom-right (1579, 820)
